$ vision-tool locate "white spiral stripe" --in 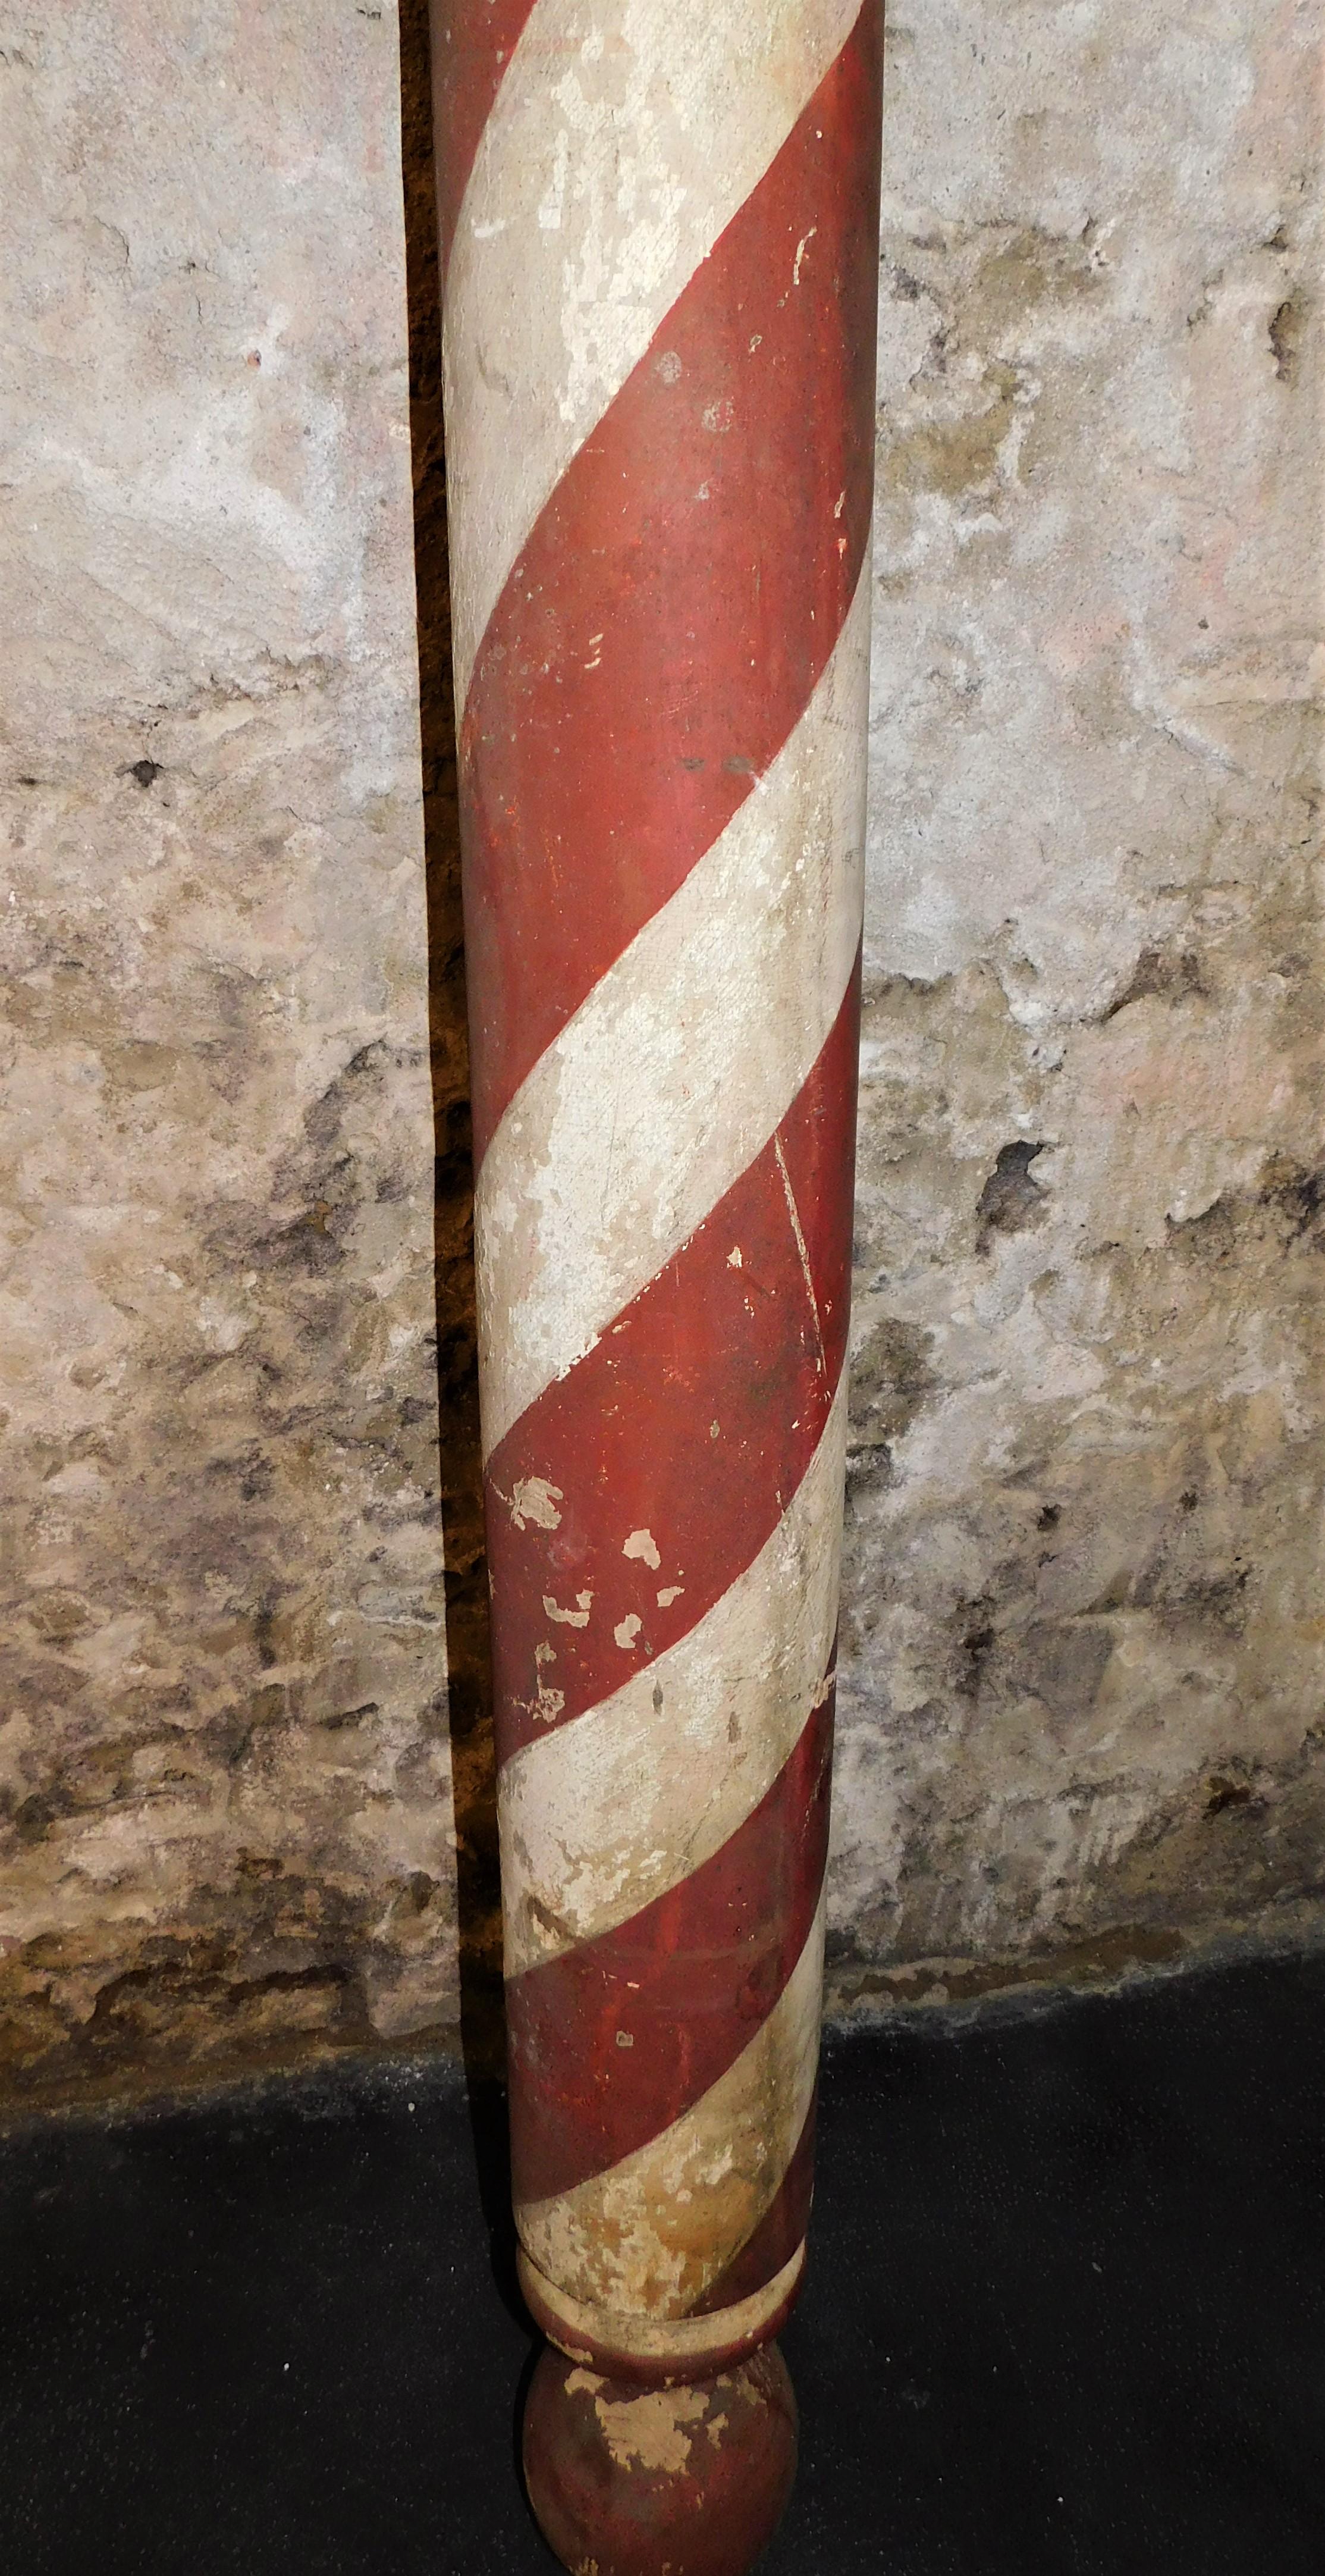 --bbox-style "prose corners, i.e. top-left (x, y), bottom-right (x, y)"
top-left (500, 1375), bottom-right (846, 1977)
top-left (516, 1892), bottom-right (825, 2317)
top-left (442, 0), bottom-right (862, 717)
top-left (475, 558), bottom-right (869, 1461)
